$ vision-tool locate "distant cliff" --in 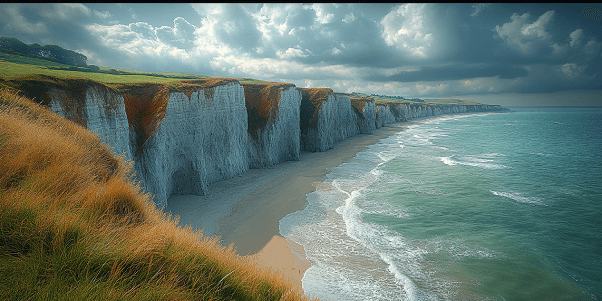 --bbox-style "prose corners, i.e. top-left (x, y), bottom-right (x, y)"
top-left (7, 75), bottom-right (507, 206)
